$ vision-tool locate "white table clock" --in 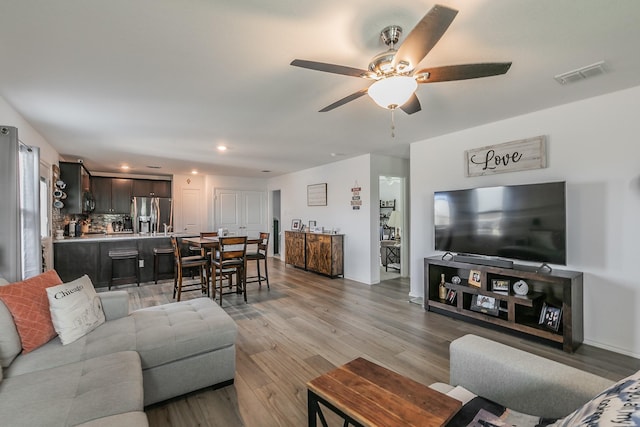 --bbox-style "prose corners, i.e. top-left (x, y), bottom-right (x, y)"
top-left (513, 280), bottom-right (529, 296)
